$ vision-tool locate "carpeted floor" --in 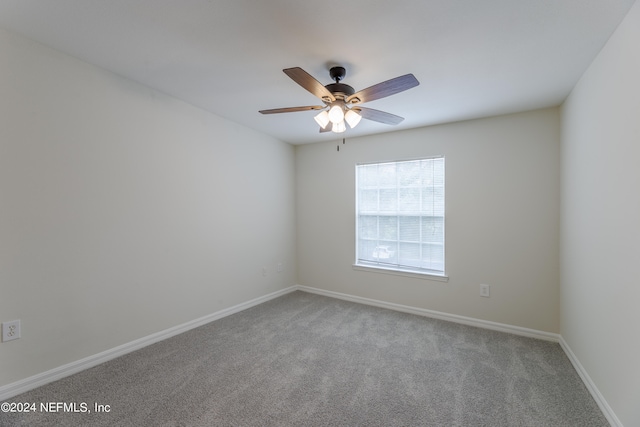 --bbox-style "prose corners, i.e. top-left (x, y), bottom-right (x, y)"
top-left (1, 291), bottom-right (607, 426)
